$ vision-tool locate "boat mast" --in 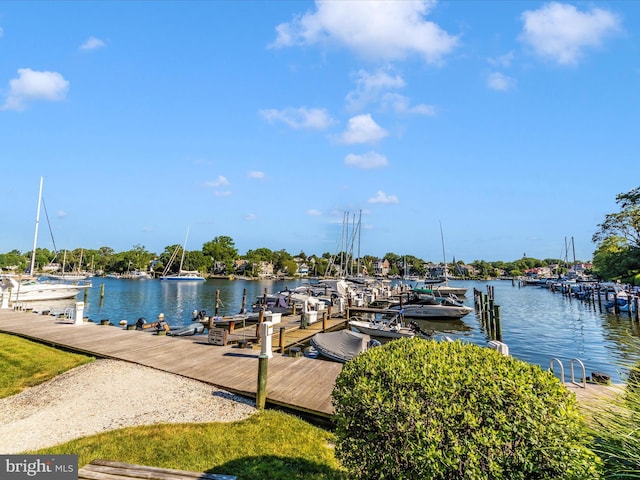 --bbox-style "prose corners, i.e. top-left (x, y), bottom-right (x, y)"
top-left (29, 177), bottom-right (43, 275)
top-left (178, 227), bottom-right (190, 274)
top-left (439, 221), bottom-right (448, 283)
